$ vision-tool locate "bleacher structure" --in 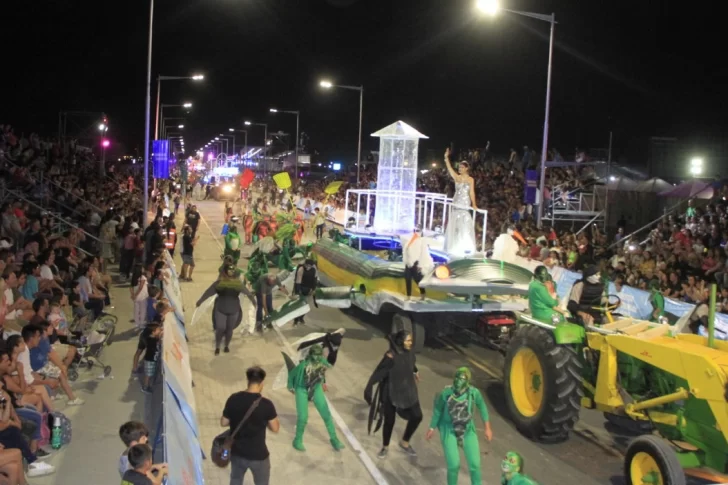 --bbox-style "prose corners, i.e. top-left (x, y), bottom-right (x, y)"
top-left (545, 160), bottom-right (607, 232)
